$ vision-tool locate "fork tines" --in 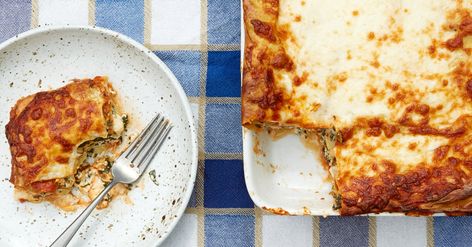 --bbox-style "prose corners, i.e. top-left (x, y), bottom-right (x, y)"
top-left (123, 113), bottom-right (172, 169)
